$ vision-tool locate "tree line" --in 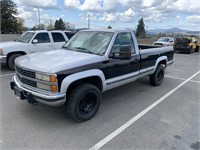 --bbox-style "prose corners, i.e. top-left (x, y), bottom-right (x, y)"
top-left (0, 0), bottom-right (74, 33)
top-left (1, 0), bottom-right (146, 36)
